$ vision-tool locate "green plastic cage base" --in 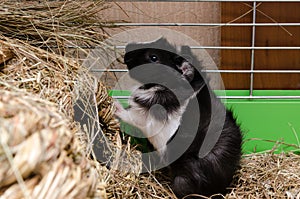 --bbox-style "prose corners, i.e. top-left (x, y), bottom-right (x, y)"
top-left (109, 90), bottom-right (300, 154)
